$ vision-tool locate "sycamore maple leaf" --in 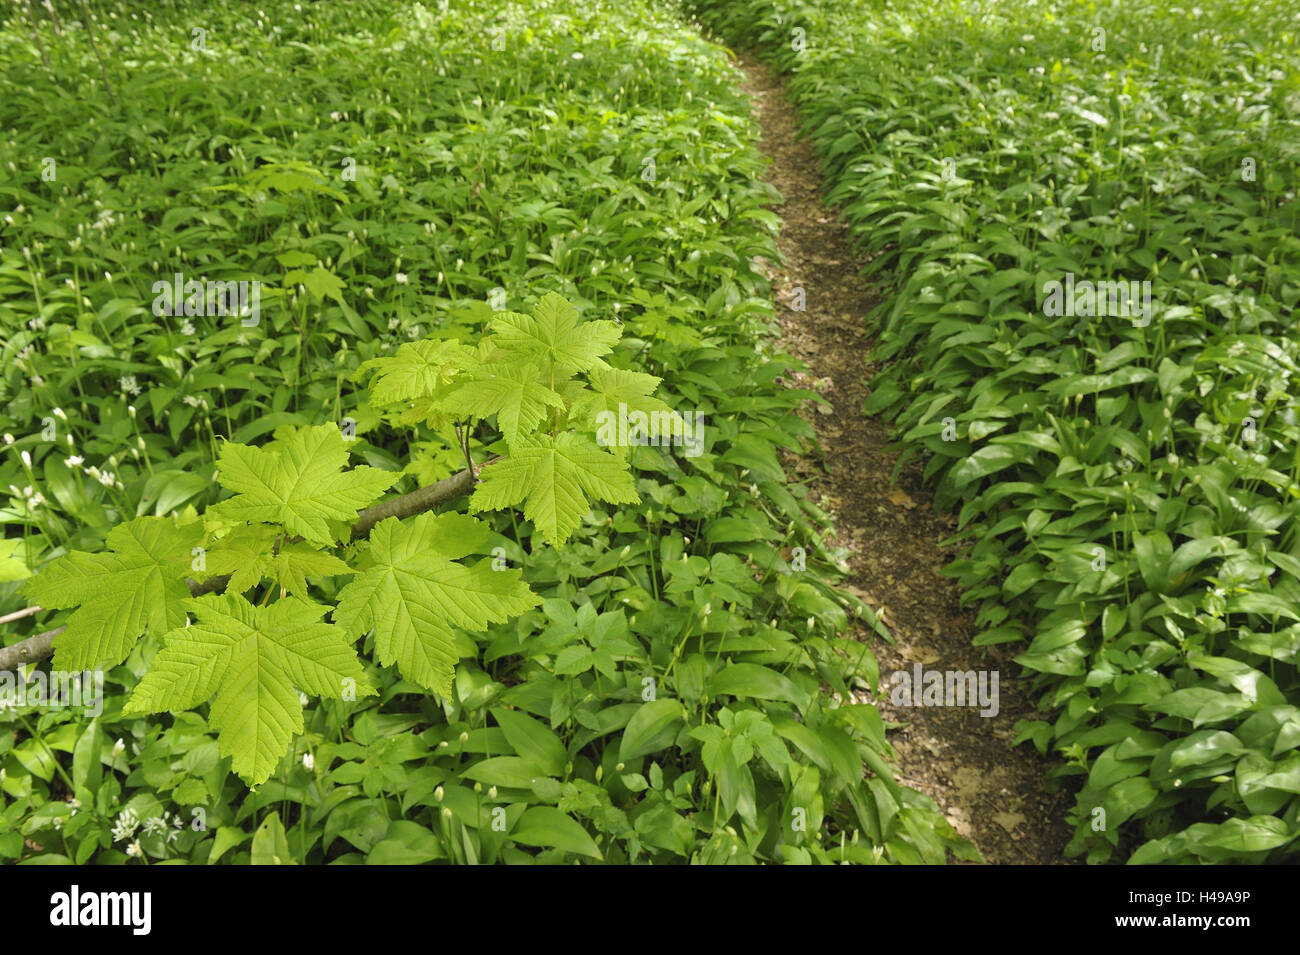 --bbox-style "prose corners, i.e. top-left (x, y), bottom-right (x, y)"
top-left (470, 432), bottom-right (639, 545)
top-left (22, 517), bottom-right (202, 670)
top-left (124, 593), bottom-right (376, 786)
top-left (210, 424), bottom-right (396, 546)
top-left (358, 338), bottom-right (475, 407)
top-left (569, 366), bottom-right (680, 438)
top-left (334, 513), bottom-right (539, 698)
top-left (489, 292), bottom-right (621, 379)
top-left (203, 524), bottom-right (353, 598)
top-left (438, 362), bottom-right (564, 449)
